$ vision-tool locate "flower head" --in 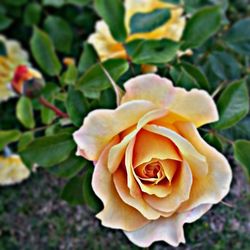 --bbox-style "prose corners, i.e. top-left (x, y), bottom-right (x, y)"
top-left (0, 154), bottom-right (30, 186)
top-left (0, 35), bottom-right (28, 102)
top-left (88, 0), bottom-right (185, 62)
top-left (12, 65), bottom-right (44, 98)
top-left (74, 74), bottom-right (232, 247)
